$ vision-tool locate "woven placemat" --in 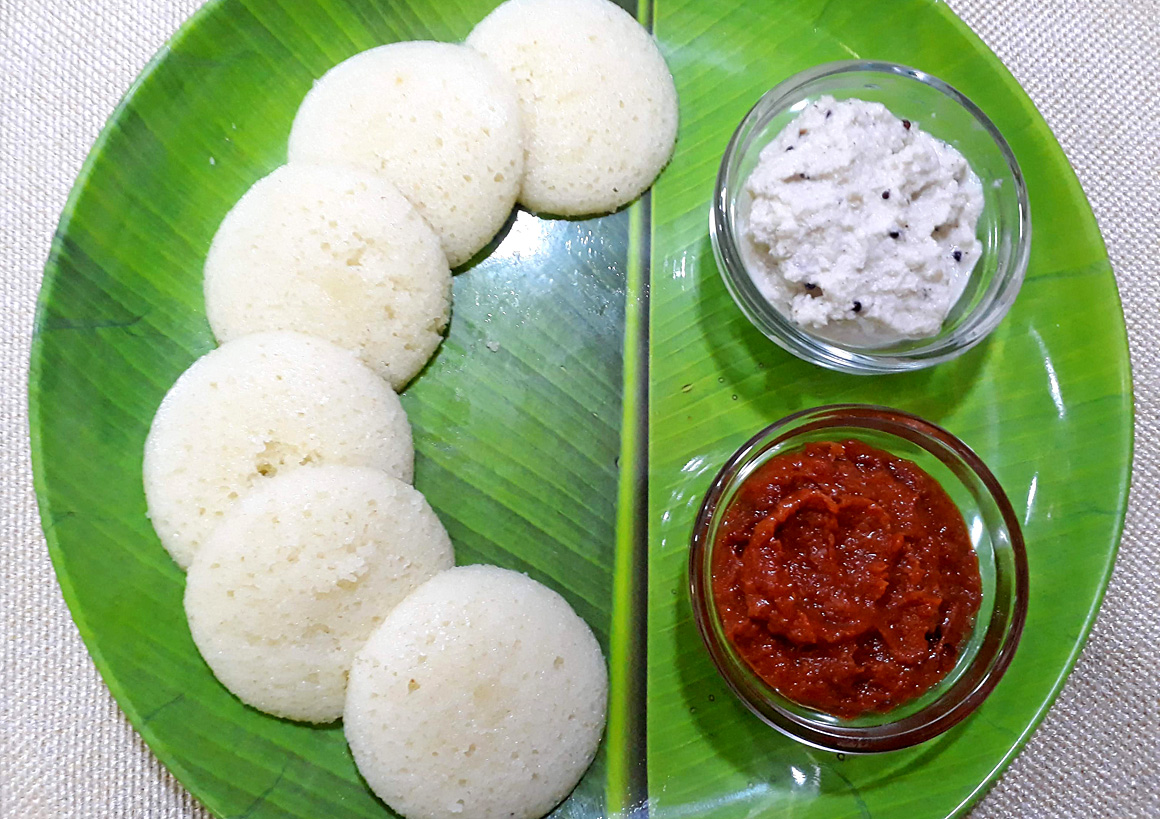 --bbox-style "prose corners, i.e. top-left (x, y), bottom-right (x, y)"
top-left (2, 0), bottom-right (1156, 816)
